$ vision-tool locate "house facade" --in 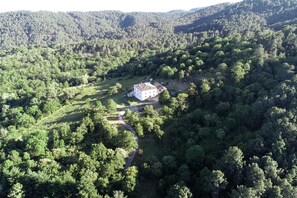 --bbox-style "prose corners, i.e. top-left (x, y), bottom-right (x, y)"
top-left (134, 82), bottom-right (158, 101)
